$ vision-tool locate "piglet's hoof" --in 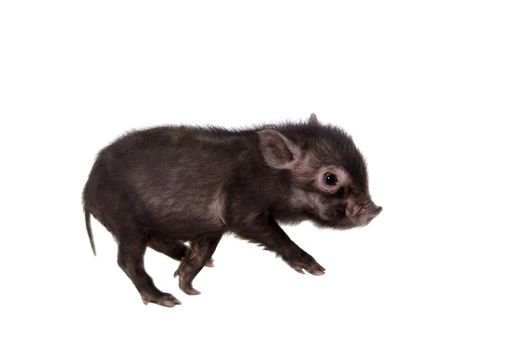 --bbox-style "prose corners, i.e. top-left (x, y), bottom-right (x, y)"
top-left (308, 266), bottom-right (326, 276)
top-left (179, 282), bottom-right (201, 295)
top-left (288, 260), bottom-right (326, 276)
top-left (142, 293), bottom-right (181, 307)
